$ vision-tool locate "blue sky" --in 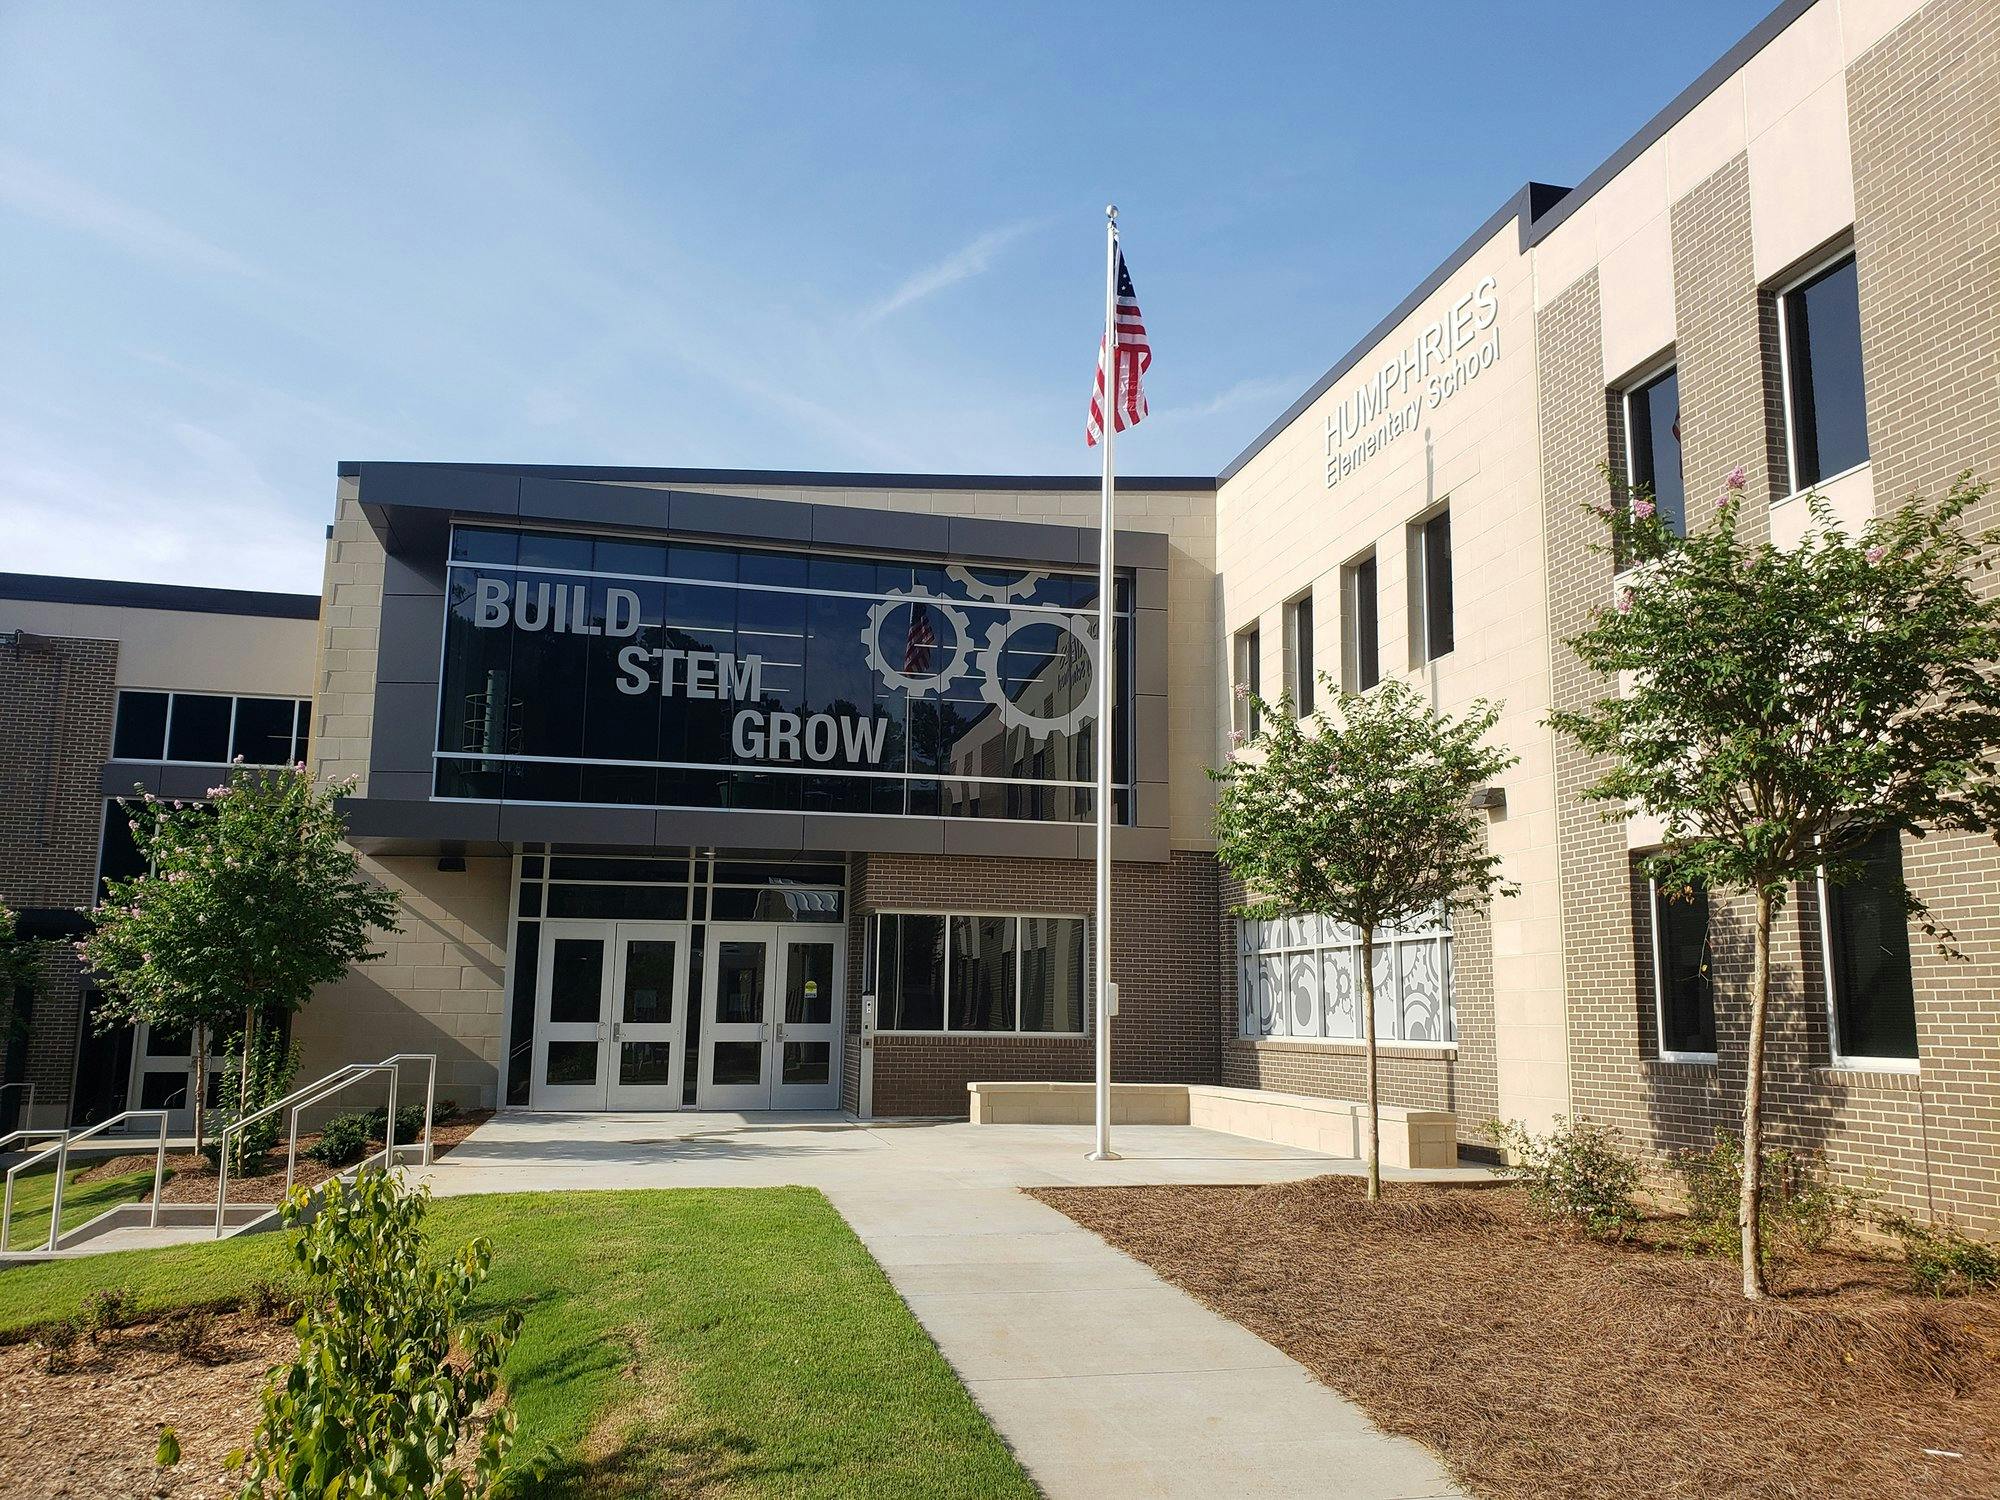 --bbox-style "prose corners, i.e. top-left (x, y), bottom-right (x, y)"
top-left (1, 1), bottom-right (1765, 593)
